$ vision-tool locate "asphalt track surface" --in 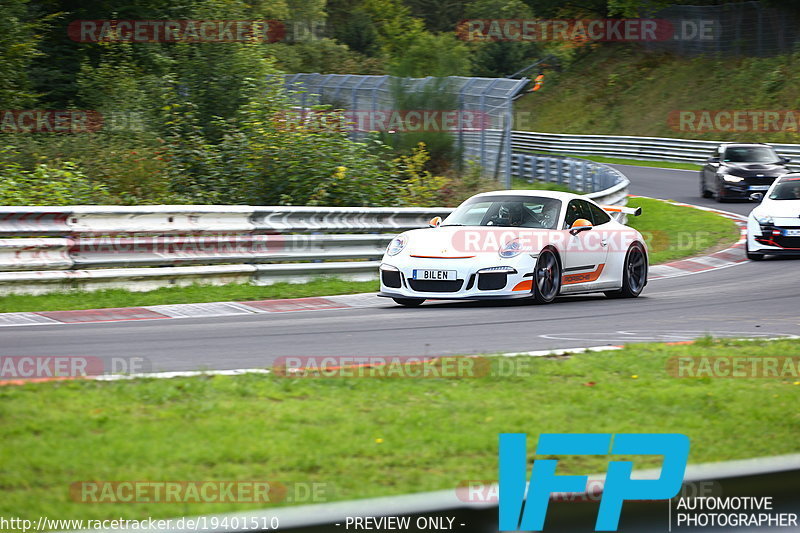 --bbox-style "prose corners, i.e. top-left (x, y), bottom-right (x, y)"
top-left (2, 165), bottom-right (798, 372)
